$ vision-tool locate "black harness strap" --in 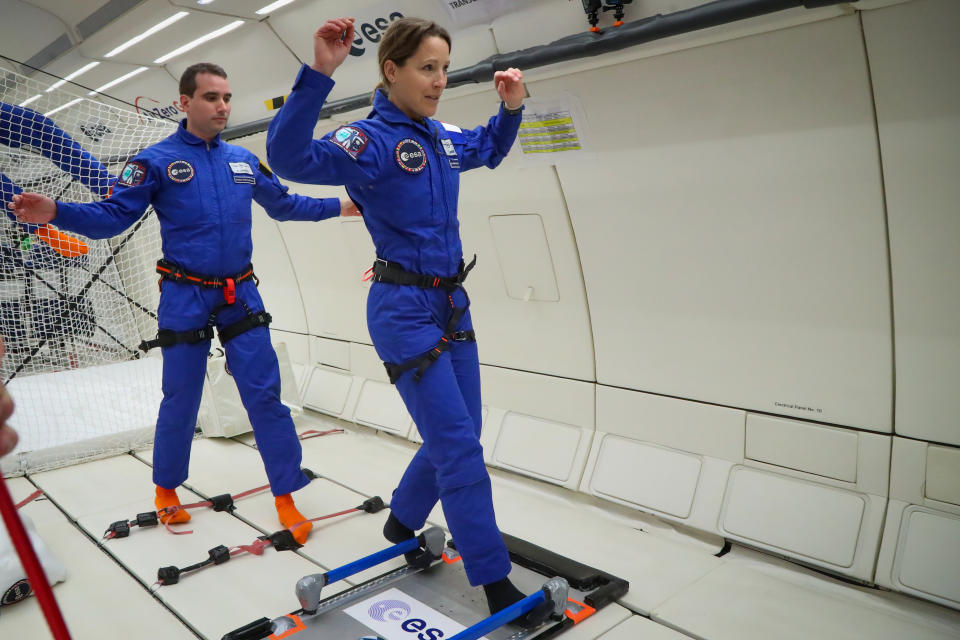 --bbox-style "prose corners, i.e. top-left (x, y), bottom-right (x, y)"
top-left (373, 256), bottom-right (478, 384)
top-left (217, 309), bottom-right (272, 344)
